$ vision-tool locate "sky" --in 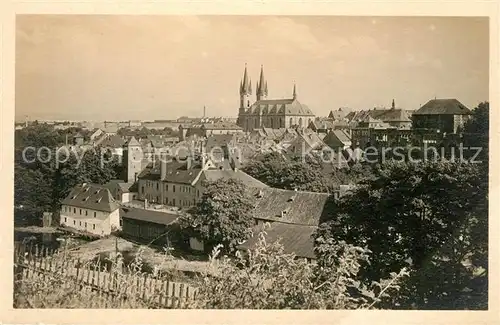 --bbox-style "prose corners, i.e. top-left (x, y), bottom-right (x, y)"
top-left (15, 15), bottom-right (489, 121)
